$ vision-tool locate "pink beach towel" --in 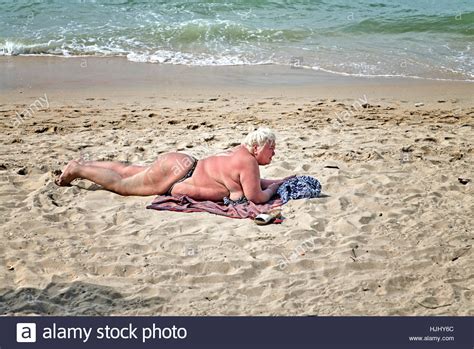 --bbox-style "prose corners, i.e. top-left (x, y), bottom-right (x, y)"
top-left (147, 195), bottom-right (284, 223)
